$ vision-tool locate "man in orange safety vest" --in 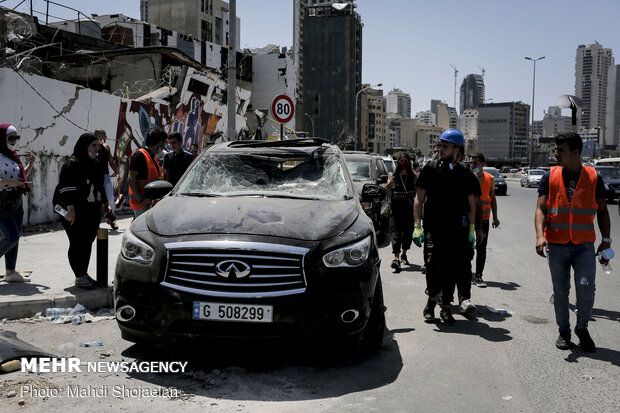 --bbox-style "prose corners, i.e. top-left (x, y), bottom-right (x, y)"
top-left (535, 132), bottom-right (611, 353)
